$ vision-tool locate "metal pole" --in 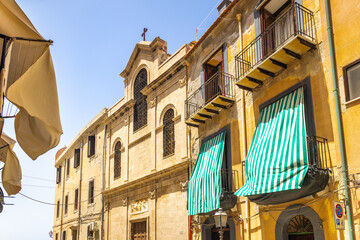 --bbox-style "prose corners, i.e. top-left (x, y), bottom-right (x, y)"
top-left (324, 0), bottom-right (354, 239)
